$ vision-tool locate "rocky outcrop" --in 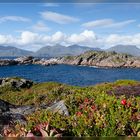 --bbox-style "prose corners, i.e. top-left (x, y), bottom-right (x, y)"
top-left (0, 59), bottom-right (18, 66)
top-left (33, 58), bottom-right (58, 66)
top-left (0, 113), bottom-right (27, 132)
top-left (57, 51), bottom-right (140, 68)
top-left (0, 56), bottom-right (58, 66)
top-left (0, 99), bottom-right (69, 133)
top-left (14, 56), bottom-right (34, 64)
top-left (15, 56), bottom-right (58, 66)
top-left (0, 99), bottom-right (27, 132)
top-left (1, 51), bottom-right (140, 68)
top-left (0, 77), bottom-right (33, 89)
